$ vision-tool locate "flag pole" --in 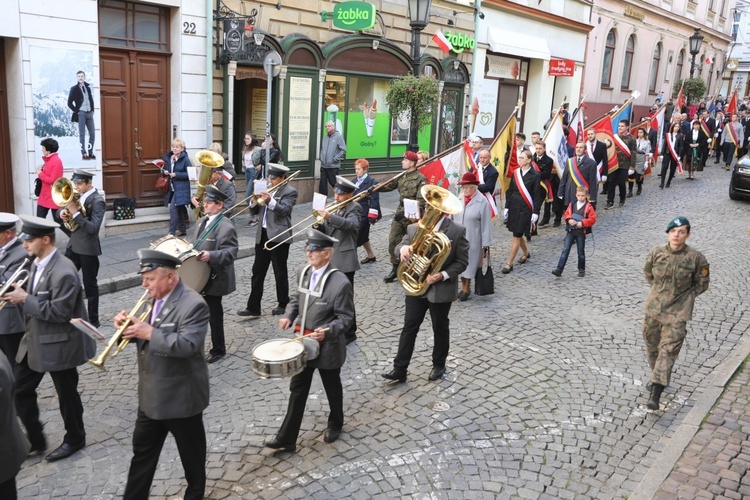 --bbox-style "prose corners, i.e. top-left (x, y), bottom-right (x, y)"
top-left (541, 98), bottom-right (568, 143)
top-left (568, 93), bottom-right (588, 123)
